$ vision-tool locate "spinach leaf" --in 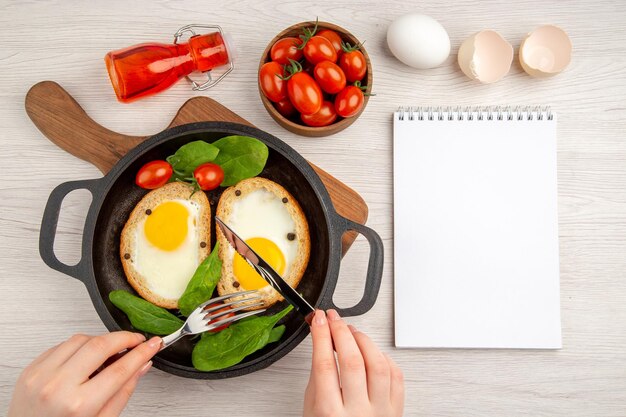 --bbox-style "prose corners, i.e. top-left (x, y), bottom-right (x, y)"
top-left (166, 140), bottom-right (220, 178)
top-left (109, 290), bottom-right (184, 335)
top-left (192, 304), bottom-right (293, 371)
top-left (267, 325), bottom-right (286, 344)
top-left (178, 243), bottom-right (222, 317)
top-left (212, 135), bottom-right (269, 186)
